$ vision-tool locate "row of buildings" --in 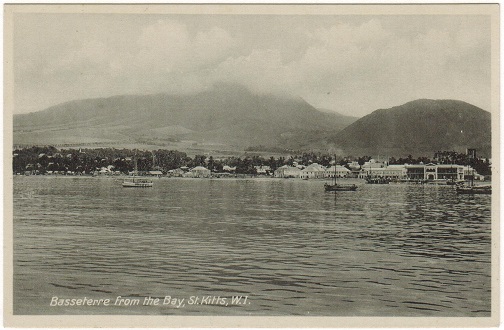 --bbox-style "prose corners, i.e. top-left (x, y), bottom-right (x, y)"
top-left (43, 159), bottom-right (481, 181)
top-left (139, 160), bottom-right (483, 180)
top-left (274, 161), bottom-right (483, 181)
